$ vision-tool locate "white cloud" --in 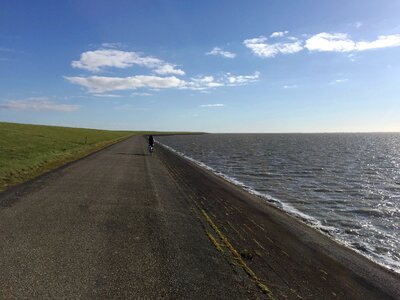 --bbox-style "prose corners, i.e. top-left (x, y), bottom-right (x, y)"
top-left (200, 104), bottom-right (224, 107)
top-left (66, 71), bottom-right (260, 93)
top-left (243, 36), bottom-right (303, 57)
top-left (183, 76), bottom-right (224, 90)
top-left (356, 34), bottom-right (400, 50)
top-left (153, 63), bottom-right (185, 75)
top-left (305, 33), bottom-right (400, 52)
top-left (101, 42), bottom-right (123, 49)
top-left (0, 47), bottom-right (14, 52)
top-left (330, 78), bottom-right (348, 85)
top-left (225, 71), bottom-right (260, 85)
top-left (92, 93), bottom-right (121, 98)
top-left (206, 47), bottom-right (236, 58)
top-left (181, 71), bottom-right (259, 91)
top-left (67, 45), bottom-right (261, 95)
top-left (270, 31), bottom-right (289, 38)
top-left (283, 84), bottom-right (298, 89)
top-left (68, 47), bottom-right (260, 94)
top-left (0, 97), bottom-right (79, 112)
top-left (132, 92), bottom-right (152, 96)
top-left (245, 32), bottom-right (400, 58)
top-left (0, 47), bottom-right (16, 61)
top-left (305, 33), bottom-right (356, 52)
top-left (65, 75), bottom-right (185, 93)
top-left (71, 49), bottom-right (185, 75)
top-left (347, 53), bottom-right (356, 61)
top-left (71, 49), bottom-right (160, 72)
top-left (354, 22), bottom-right (363, 29)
